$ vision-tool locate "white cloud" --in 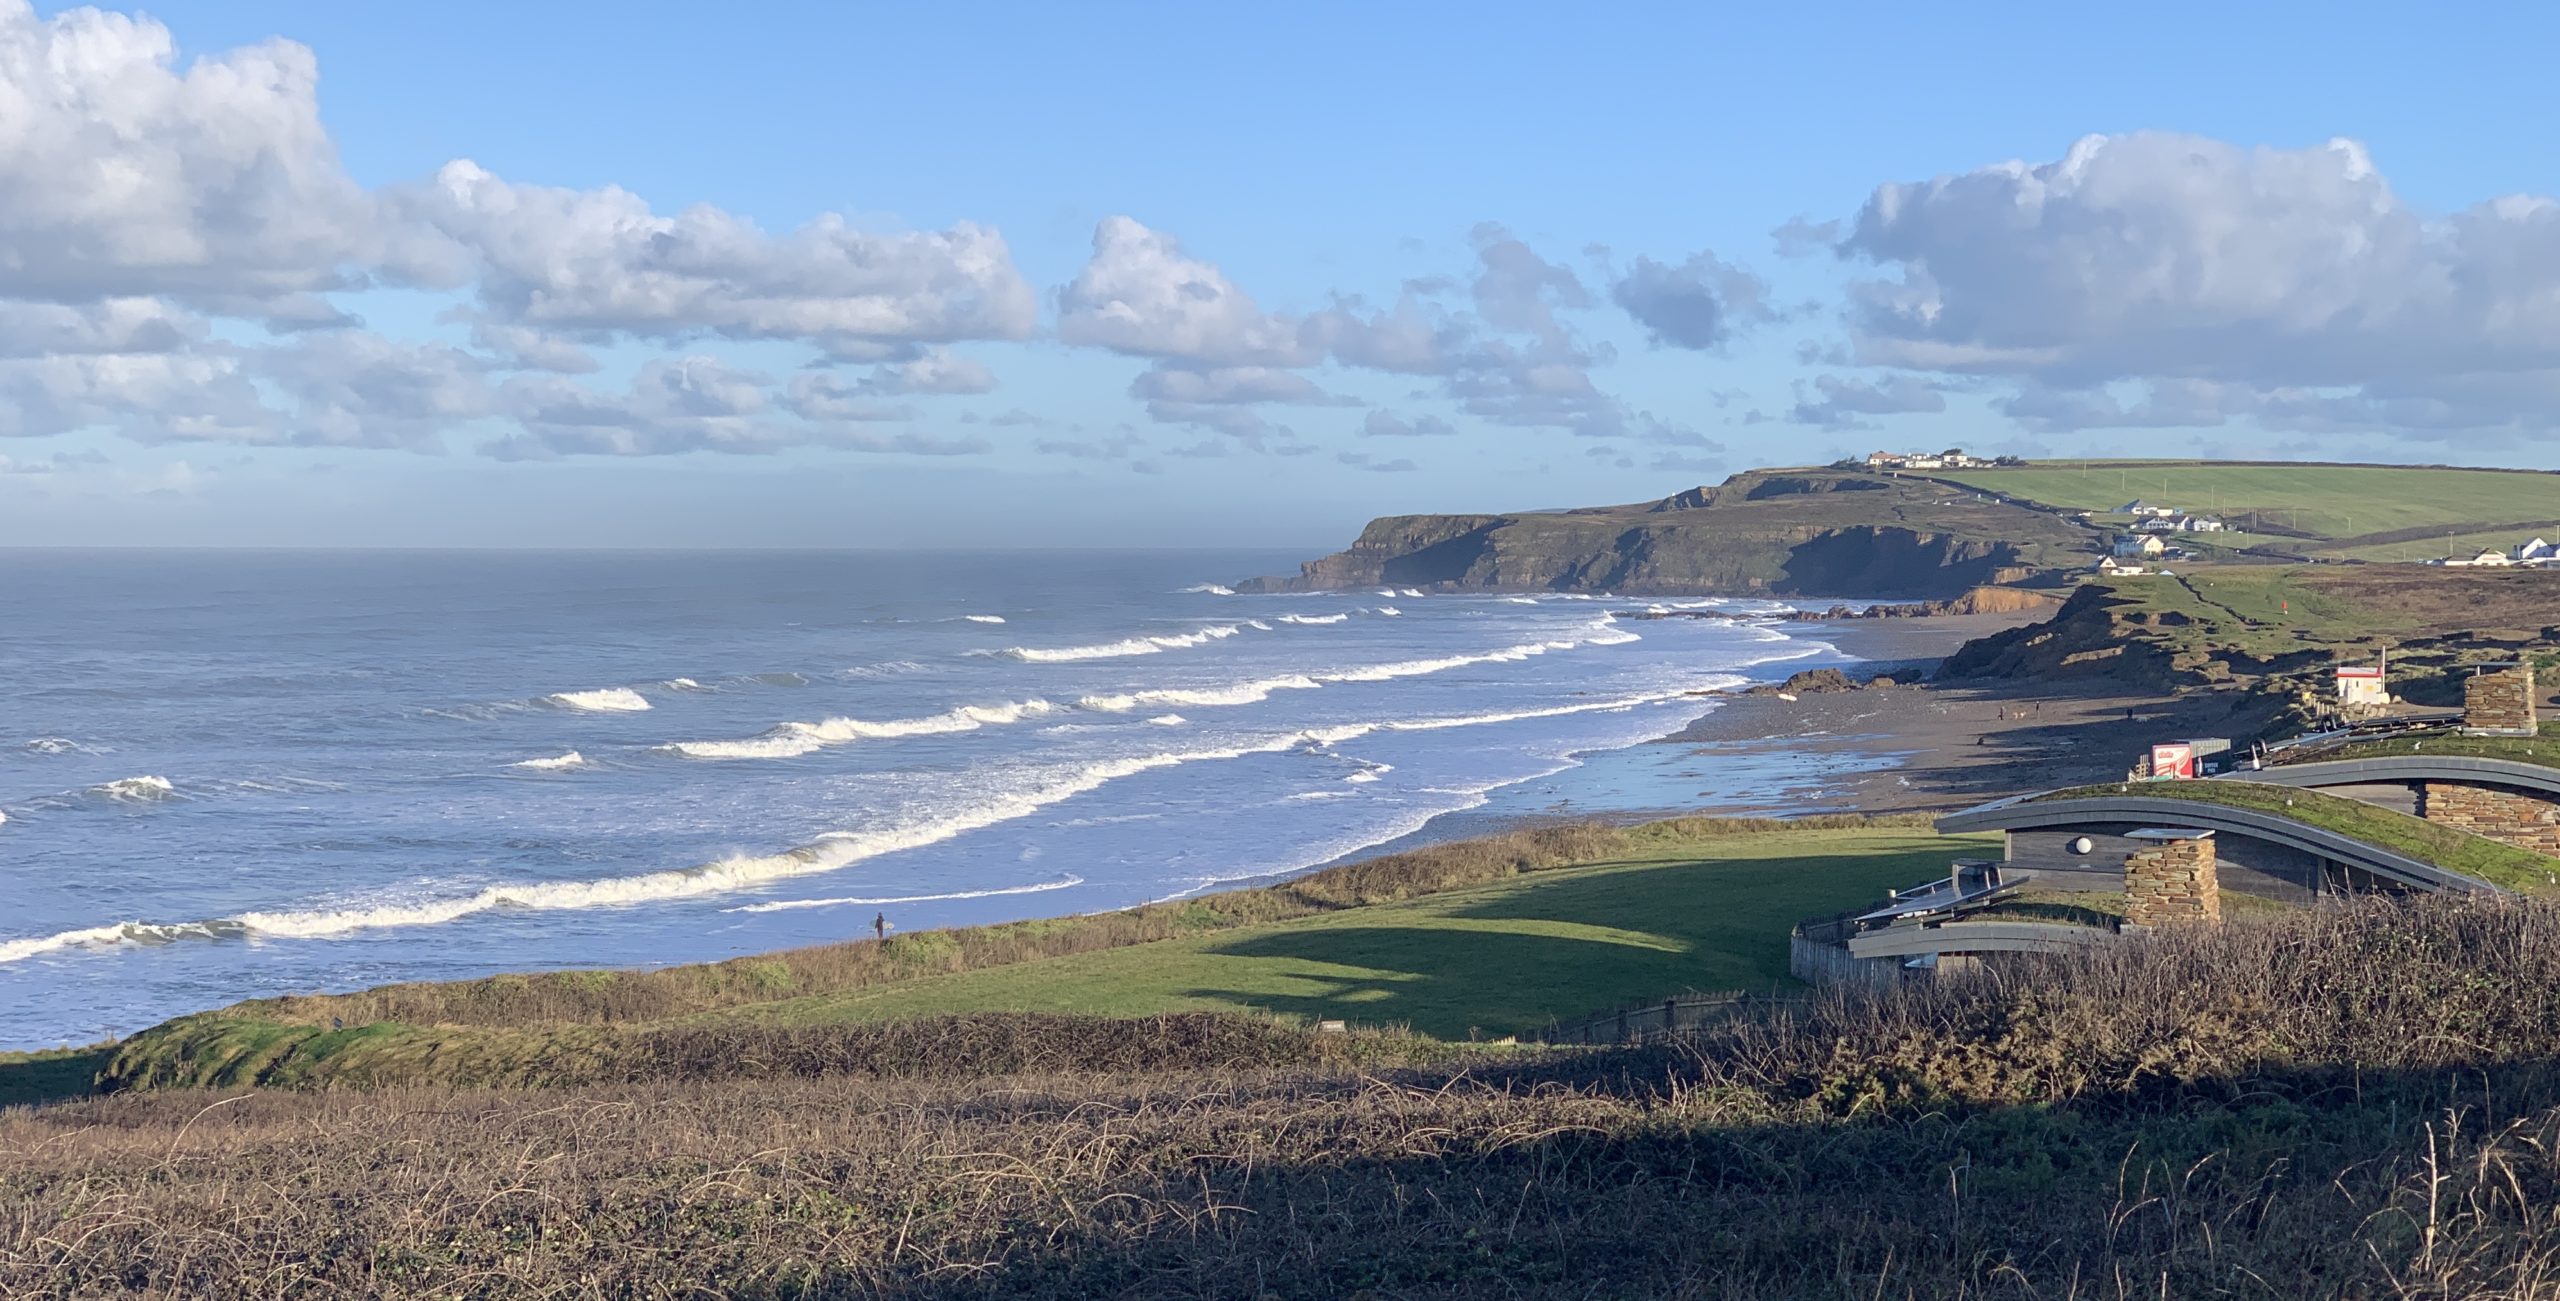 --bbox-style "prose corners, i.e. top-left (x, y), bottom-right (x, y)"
top-left (1611, 251), bottom-right (1774, 350)
top-left (259, 331), bottom-right (497, 450)
top-left (1057, 217), bottom-right (1320, 366)
top-left (0, 3), bottom-right (411, 309)
top-left (1361, 410), bottom-right (1457, 437)
top-left (490, 356), bottom-right (784, 458)
top-left (405, 160), bottom-right (1037, 352)
top-left (1837, 131), bottom-right (2560, 438)
top-left (859, 346), bottom-right (997, 395)
top-left (1130, 365), bottom-right (1332, 405)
